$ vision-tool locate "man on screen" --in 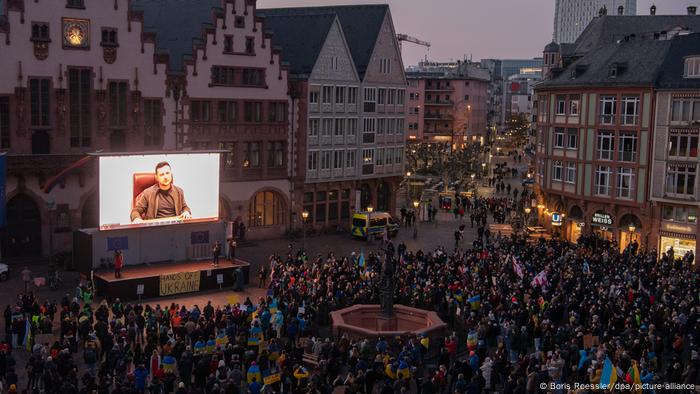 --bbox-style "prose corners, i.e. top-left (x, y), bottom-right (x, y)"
top-left (130, 161), bottom-right (192, 223)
